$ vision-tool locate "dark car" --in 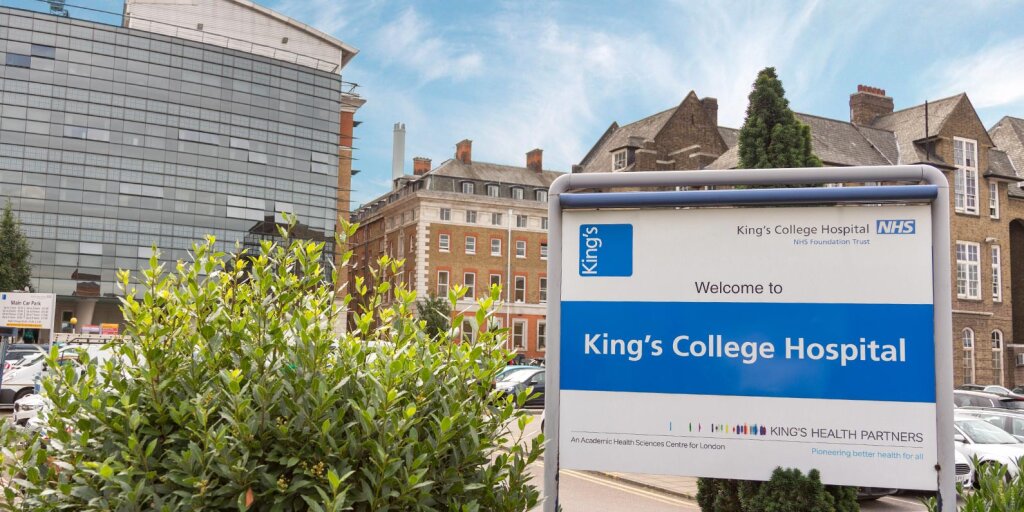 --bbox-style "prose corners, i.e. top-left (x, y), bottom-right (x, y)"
top-left (495, 368), bottom-right (545, 407)
top-left (954, 390), bottom-right (1024, 410)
